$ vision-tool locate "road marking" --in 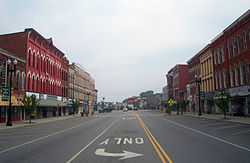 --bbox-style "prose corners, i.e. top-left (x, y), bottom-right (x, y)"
top-left (214, 125), bottom-right (242, 130)
top-left (99, 138), bottom-right (110, 145)
top-left (66, 120), bottom-right (117, 163)
top-left (0, 121), bottom-right (91, 155)
top-left (99, 137), bottom-right (144, 145)
top-left (232, 129), bottom-right (250, 136)
top-left (95, 148), bottom-right (143, 160)
top-left (164, 119), bottom-right (250, 152)
top-left (135, 113), bottom-right (173, 163)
